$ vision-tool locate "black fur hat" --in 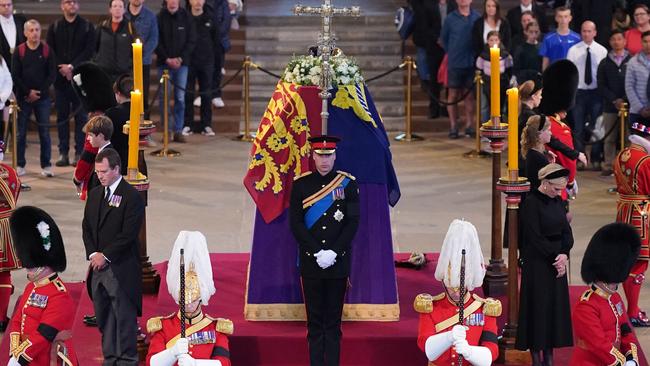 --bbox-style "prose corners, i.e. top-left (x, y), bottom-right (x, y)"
top-left (72, 62), bottom-right (117, 113)
top-left (9, 206), bottom-right (66, 272)
top-left (581, 223), bottom-right (640, 284)
top-left (539, 60), bottom-right (579, 115)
